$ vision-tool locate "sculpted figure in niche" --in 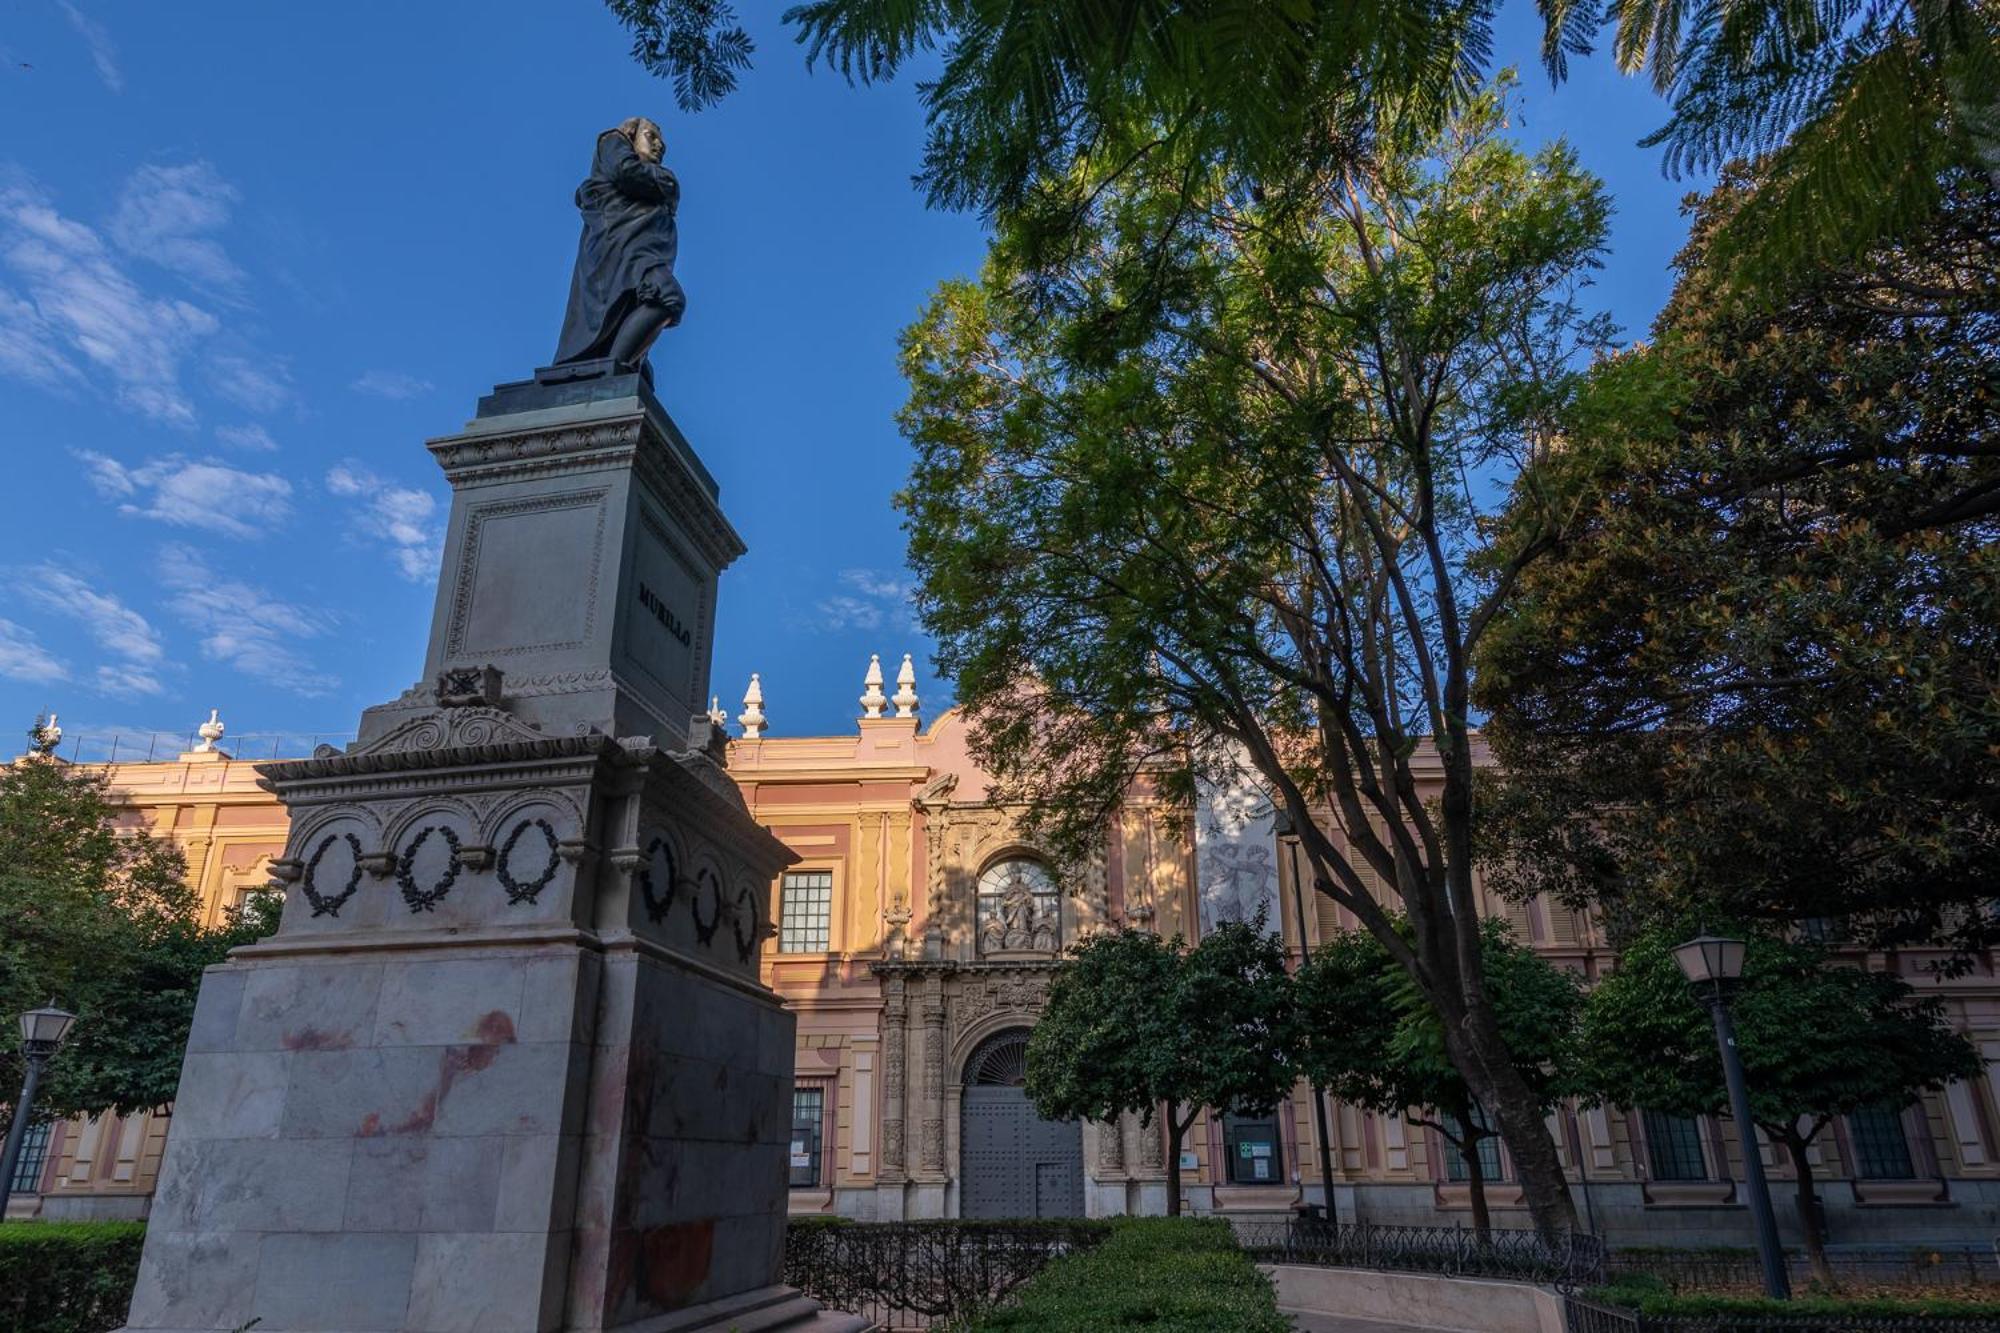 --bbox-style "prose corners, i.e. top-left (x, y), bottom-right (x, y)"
top-left (978, 858), bottom-right (1061, 954)
top-left (554, 117), bottom-right (686, 372)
